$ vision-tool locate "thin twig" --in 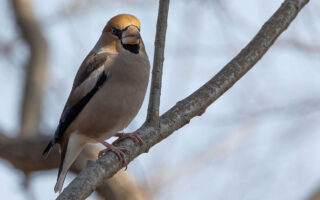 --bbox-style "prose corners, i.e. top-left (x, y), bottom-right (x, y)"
top-left (146, 0), bottom-right (170, 127)
top-left (57, 0), bottom-right (309, 199)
